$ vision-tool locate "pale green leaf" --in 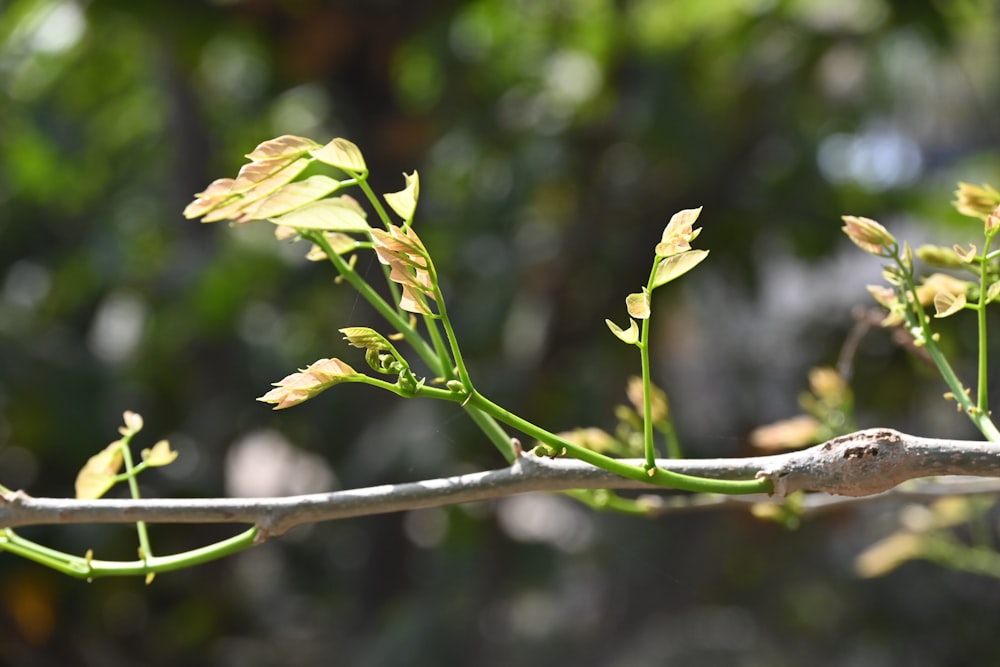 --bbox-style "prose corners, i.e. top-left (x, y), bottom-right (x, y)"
top-left (246, 135), bottom-right (320, 161)
top-left (652, 249), bottom-right (709, 288)
top-left (606, 318), bottom-right (640, 345)
top-left (384, 171), bottom-right (420, 223)
top-left (269, 196), bottom-right (370, 232)
top-left (75, 442), bottom-right (124, 500)
top-left (340, 326), bottom-right (391, 351)
top-left (625, 289), bottom-right (650, 319)
top-left (141, 440), bottom-right (178, 467)
top-left (244, 175), bottom-right (343, 220)
top-left (310, 138), bottom-right (367, 173)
